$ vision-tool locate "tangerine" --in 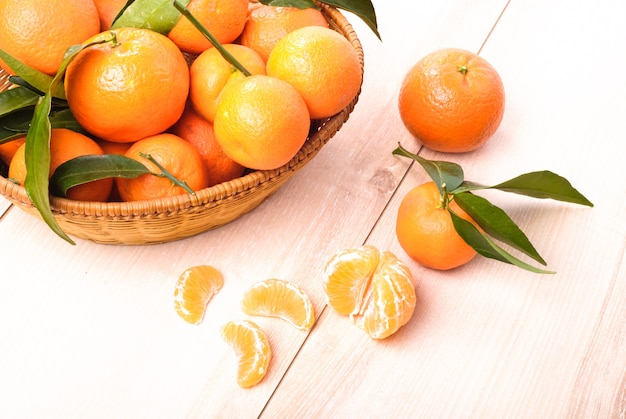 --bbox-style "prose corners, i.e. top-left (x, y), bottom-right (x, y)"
top-left (213, 75), bottom-right (310, 171)
top-left (266, 26), bottom-right (362, 120)
top-left (0, 0), bottom-right (100, 75)
top-left (221, 319), bottom-right (272, 388)
top-left (240, 4), bottom-right (329, 62)
top-left (168, 0), bottom-right (248, 55)
top-left (8, 128), bottom-right (113, 202)
top-left (116, 133), bottom-right (209, 202)
top-left (189, 43), bottom-right (266, 124)
top-left (0, 137), bottom-right (25, 165)
top-left (398, 48), bottom-right (505, 153)
top-left (396, 181), bottom-right (477, 270)
top-left (169, 103), bottom-right (245, 187)
top-left (92, 0), bottom-right (127, 31)
top-left (64, 27), bottom-right (189, 143)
